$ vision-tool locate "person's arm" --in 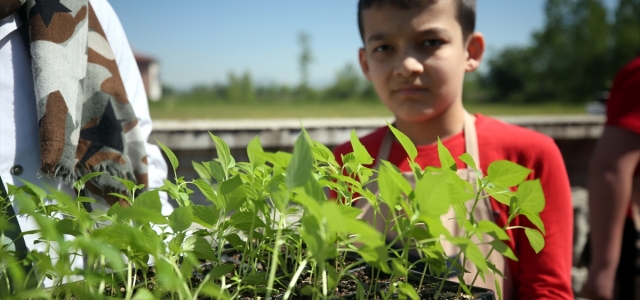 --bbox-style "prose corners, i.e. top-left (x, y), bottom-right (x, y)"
top-left (582, 126), bottom-right (640, 300)
top-left (514, 140), bottom-right (574, 299)
top-left (90, 0), bottom-right (172, 215)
